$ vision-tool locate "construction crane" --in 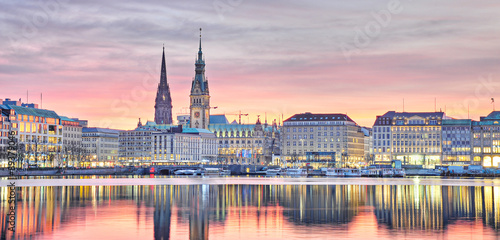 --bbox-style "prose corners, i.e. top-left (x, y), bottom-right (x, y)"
top-left (226, 110), bottom-right (249, 124)
top-left (176, 106), bottom-right (218, 115)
